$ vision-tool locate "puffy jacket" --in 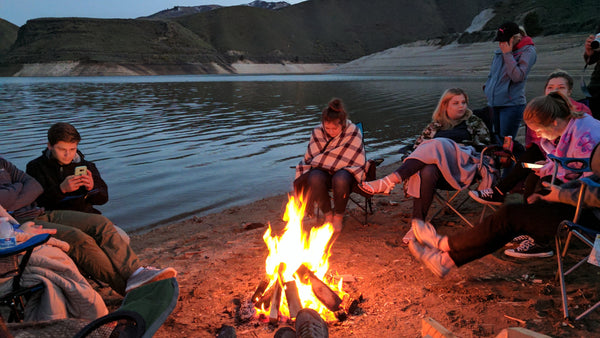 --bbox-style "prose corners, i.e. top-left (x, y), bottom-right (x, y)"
top-left (26, 149), bottom-right (108, 214)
